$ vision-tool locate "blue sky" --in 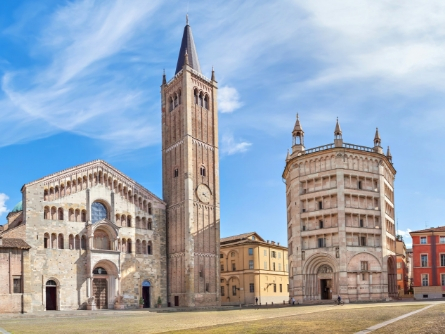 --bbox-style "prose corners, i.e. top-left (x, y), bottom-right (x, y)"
top-left (1, 1), bottom-right (445, 248)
